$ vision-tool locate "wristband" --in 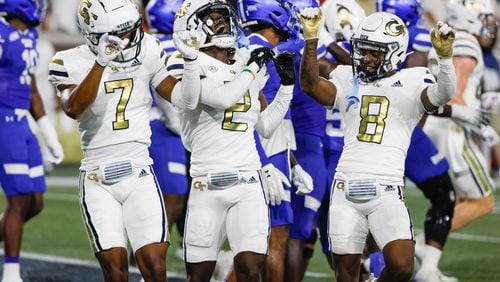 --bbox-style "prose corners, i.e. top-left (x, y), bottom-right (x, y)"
top-left (242, 68), bottom-right (256, 79)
